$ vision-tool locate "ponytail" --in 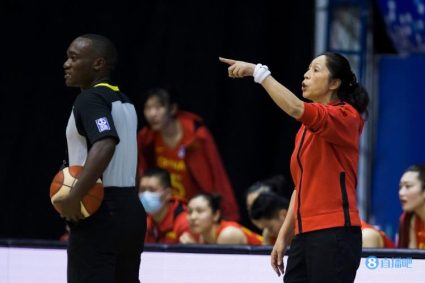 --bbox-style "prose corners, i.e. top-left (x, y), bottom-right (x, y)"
top-left (339, 81), bottom-right (369, 117)
top-left (322, 52), bottom-right (369, 116)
